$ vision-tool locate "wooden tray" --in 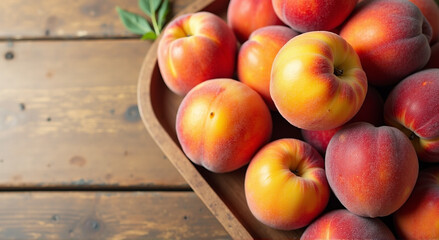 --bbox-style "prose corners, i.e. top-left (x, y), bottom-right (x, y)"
top-left (137, 0), bottom-right (306, 238)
